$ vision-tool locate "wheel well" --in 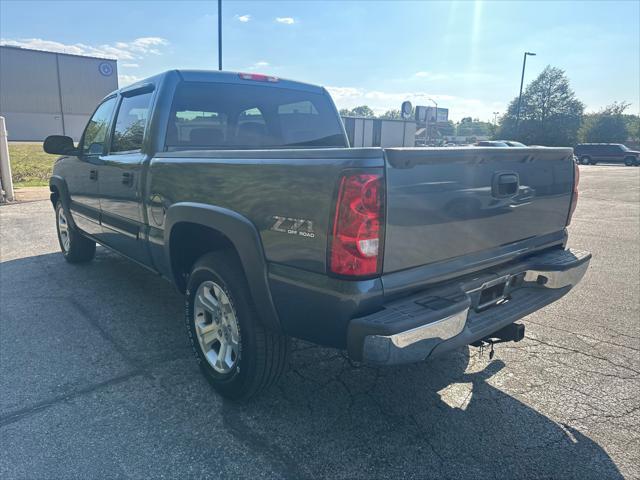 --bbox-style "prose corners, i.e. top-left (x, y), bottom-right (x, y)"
top-left (50, 185), bottom-right (60, 208)
top-left (169, 222), bottom-right (241, 293)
